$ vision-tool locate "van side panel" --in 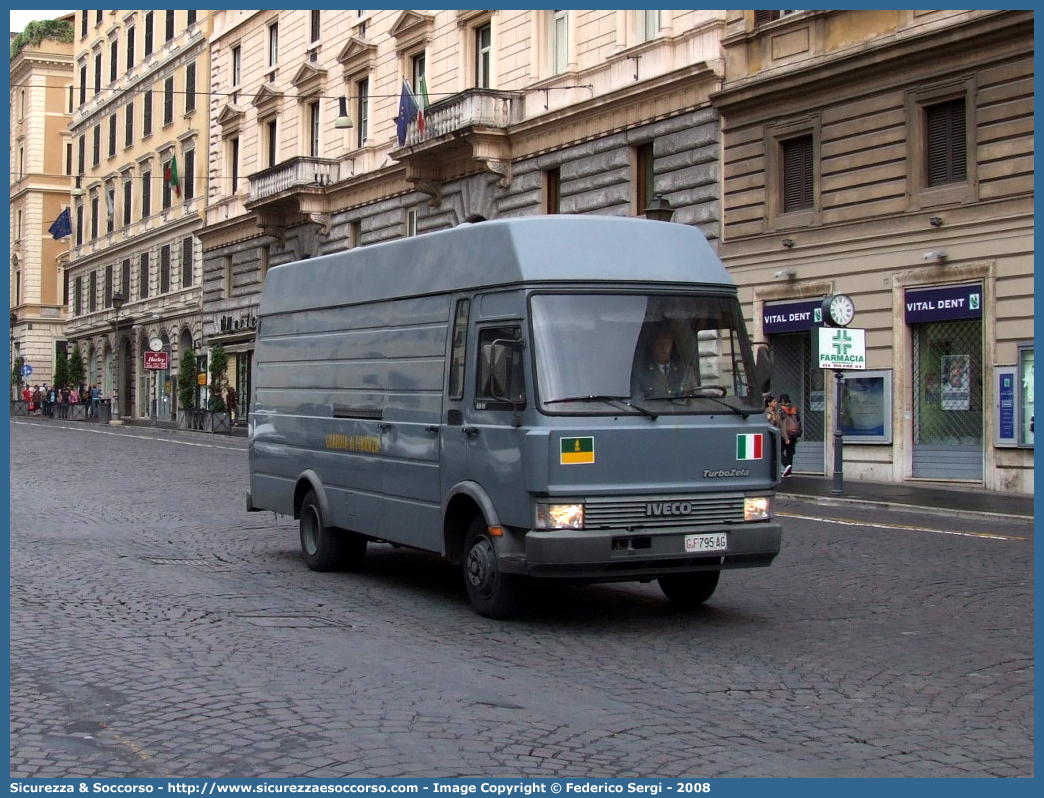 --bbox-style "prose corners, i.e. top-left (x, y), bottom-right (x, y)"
top-left (250, 294), bottom-right (450, 550)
